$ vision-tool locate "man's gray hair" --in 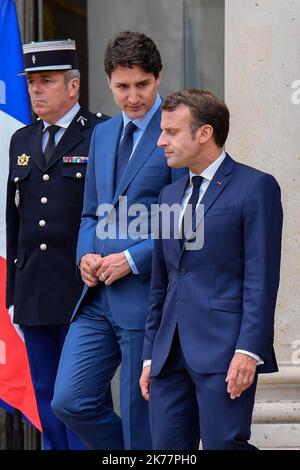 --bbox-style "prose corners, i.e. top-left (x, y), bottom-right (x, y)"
top-left (64, 69), bottom-right (80, 83)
